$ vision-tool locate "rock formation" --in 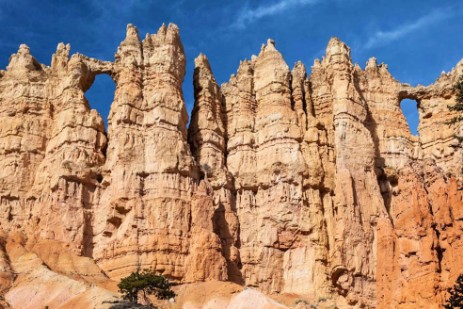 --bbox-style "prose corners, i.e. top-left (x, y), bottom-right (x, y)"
top-left (0, 23), bottom-right (462, 309)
